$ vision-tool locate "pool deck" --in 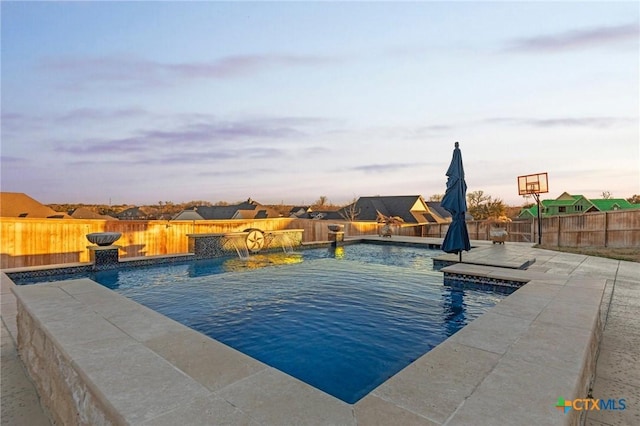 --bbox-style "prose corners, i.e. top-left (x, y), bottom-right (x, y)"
top-left (1, 238), bottom-right (639, 425)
